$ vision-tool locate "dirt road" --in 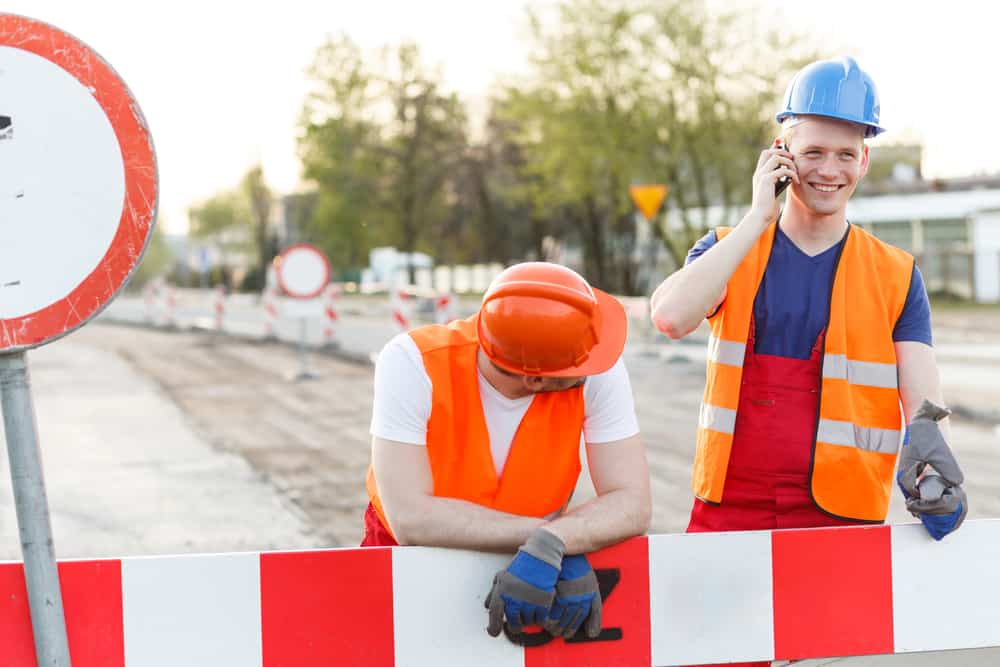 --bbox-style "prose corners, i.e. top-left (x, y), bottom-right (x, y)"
top-left (71, 321), bottom-right (999, 545)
